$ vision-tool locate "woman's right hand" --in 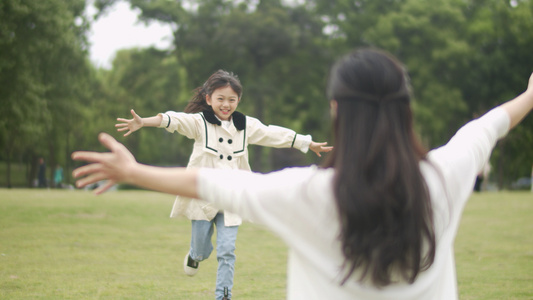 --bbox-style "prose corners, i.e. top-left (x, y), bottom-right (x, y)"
top-left (72, 132), bottom-right (138, 194)
top-left (116, 109), bottom-right (143, 137)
